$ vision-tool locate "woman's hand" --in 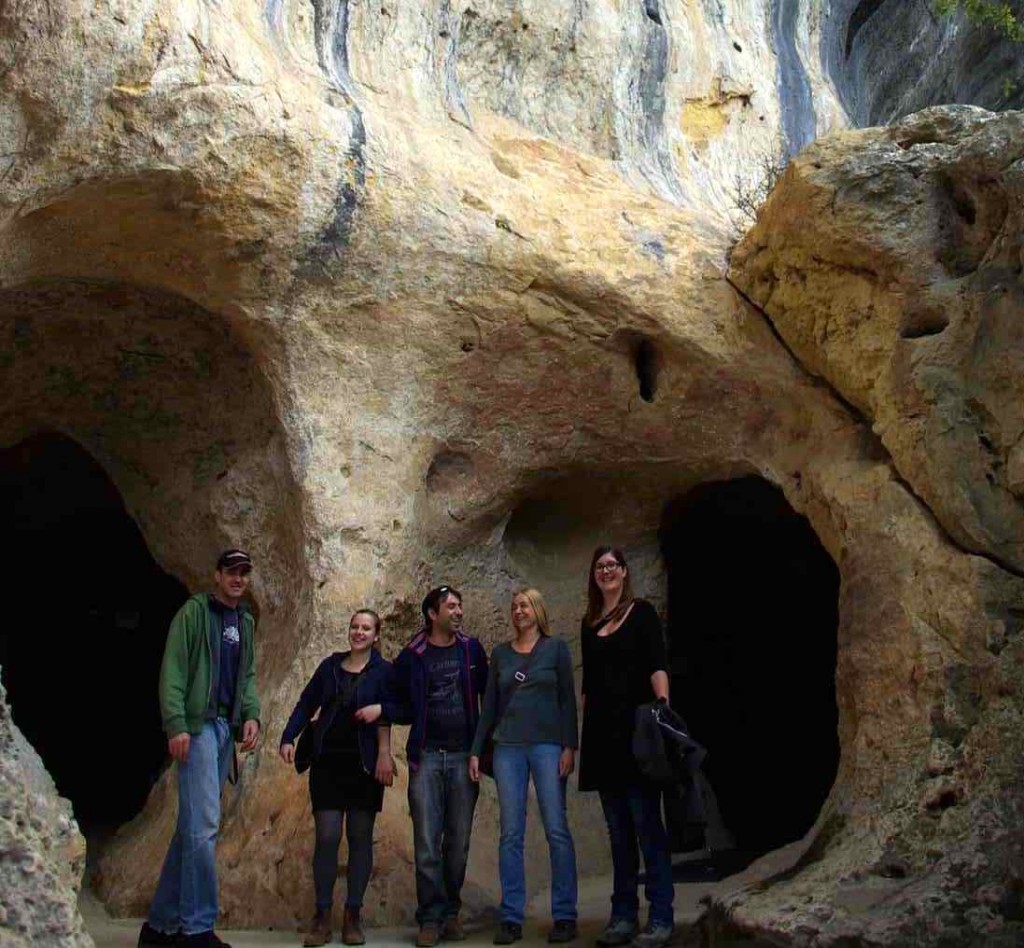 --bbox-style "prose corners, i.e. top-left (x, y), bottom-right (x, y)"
top-left (279, 743), bottom-right (295, 765)
top-left (468, 755), bottom-right (481, 783)
top-left (354, 703), bottom-right (382, 724)
top-left (375, 751), bottom-right (395, 786)
top-left (558, 747), bottom-right (575, 779)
